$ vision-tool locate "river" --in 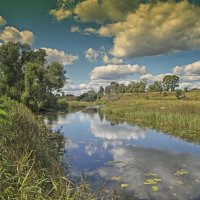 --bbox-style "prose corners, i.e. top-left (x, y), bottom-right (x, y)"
top-left (48, 108), bottom-right (200, 200)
